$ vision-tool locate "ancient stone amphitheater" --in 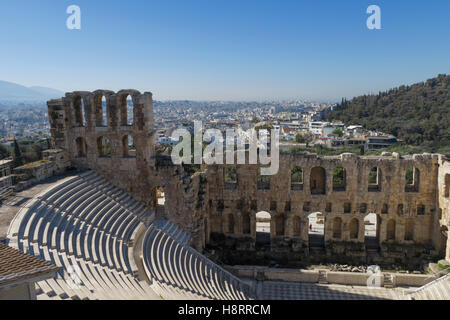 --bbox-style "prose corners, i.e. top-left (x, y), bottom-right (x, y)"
top-left (2, 89), bottom-right (449, 300)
